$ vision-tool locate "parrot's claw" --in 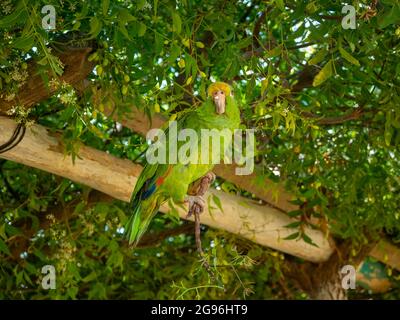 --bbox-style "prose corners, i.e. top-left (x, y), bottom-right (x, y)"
top-left (185, 195), bottom-right (206, 218)
top-left (203, 172), bottom-right (216, 187)
top-left (196, 172), bottom-right (216, 196)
